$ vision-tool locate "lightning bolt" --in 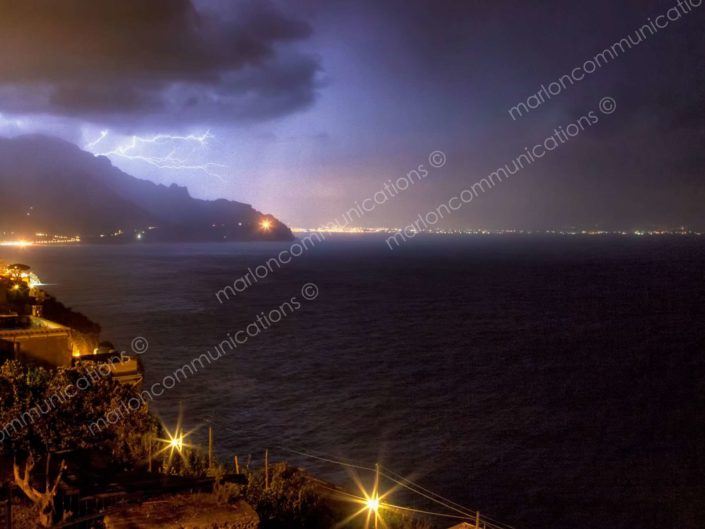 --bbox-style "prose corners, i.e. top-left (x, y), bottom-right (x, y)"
top-left (84, 129), bottom-right (109, 149)
top-left (84, 130), bottom-right (227, 182)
